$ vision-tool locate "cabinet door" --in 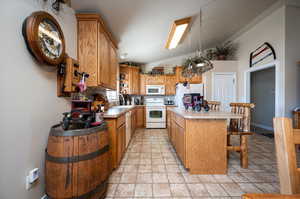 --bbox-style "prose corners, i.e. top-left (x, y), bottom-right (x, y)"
top-left (165, 75), bottom-right (177, 95)
top-left (117, 124), bottom-right (126, 165)
top-left (171, 120), bottom-right (176, 147)
top-left (109, 46), bottom-right (117, 90)
top-left (146, 75), bottom-right (165, 85)
top-left (122, 124), bottom-right (126, 154)
top-left (177, 126), bottom-right (185, 164)
top-left (140, 74), bottom-right (146, 95)
top-left (136, 107), bottom-right (144, 128)
top-left (131, 109), bottom-right (137, 133)
top-left (167, 110), bottom-right (171, 138)
top-left (131, 68), bottom-right (140, 94)
top-left (98, 28), bottom-right (111, 88)
top-left (78, 20), bottom-right (98, 87)
top-left (189, 75), bottom-right (202, 84)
